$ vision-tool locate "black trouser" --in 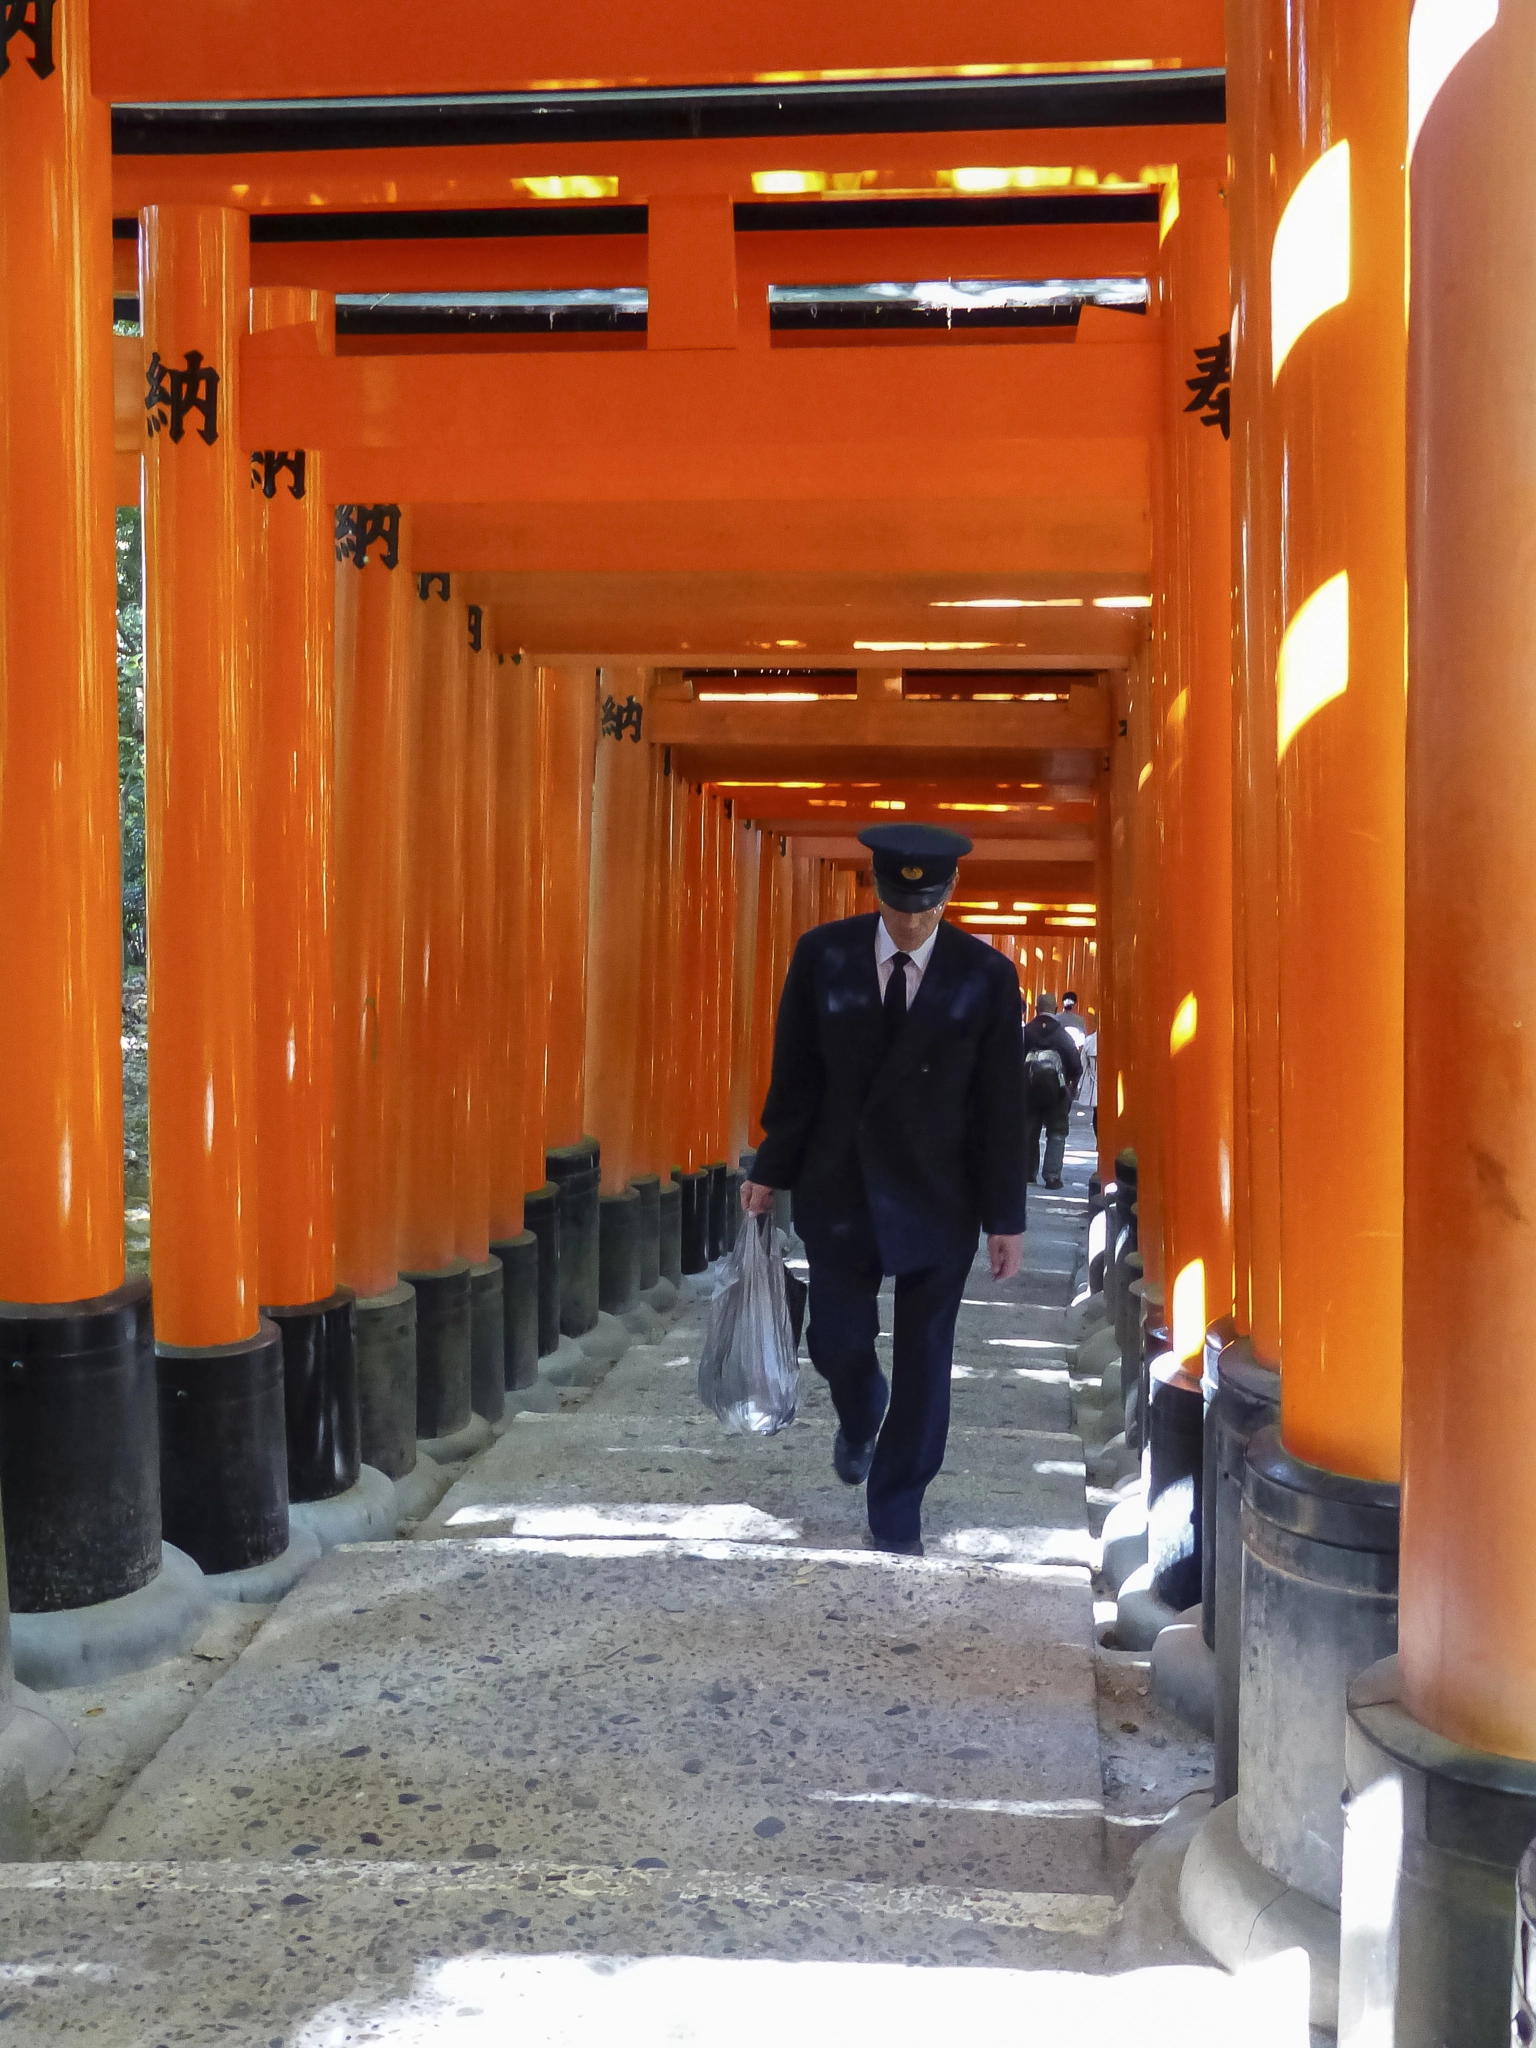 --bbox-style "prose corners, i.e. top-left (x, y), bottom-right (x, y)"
top-left (1026, 1099), bottom-right (1071, 1182)
top-left (805, 1252), bottom-right (973, 1545)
